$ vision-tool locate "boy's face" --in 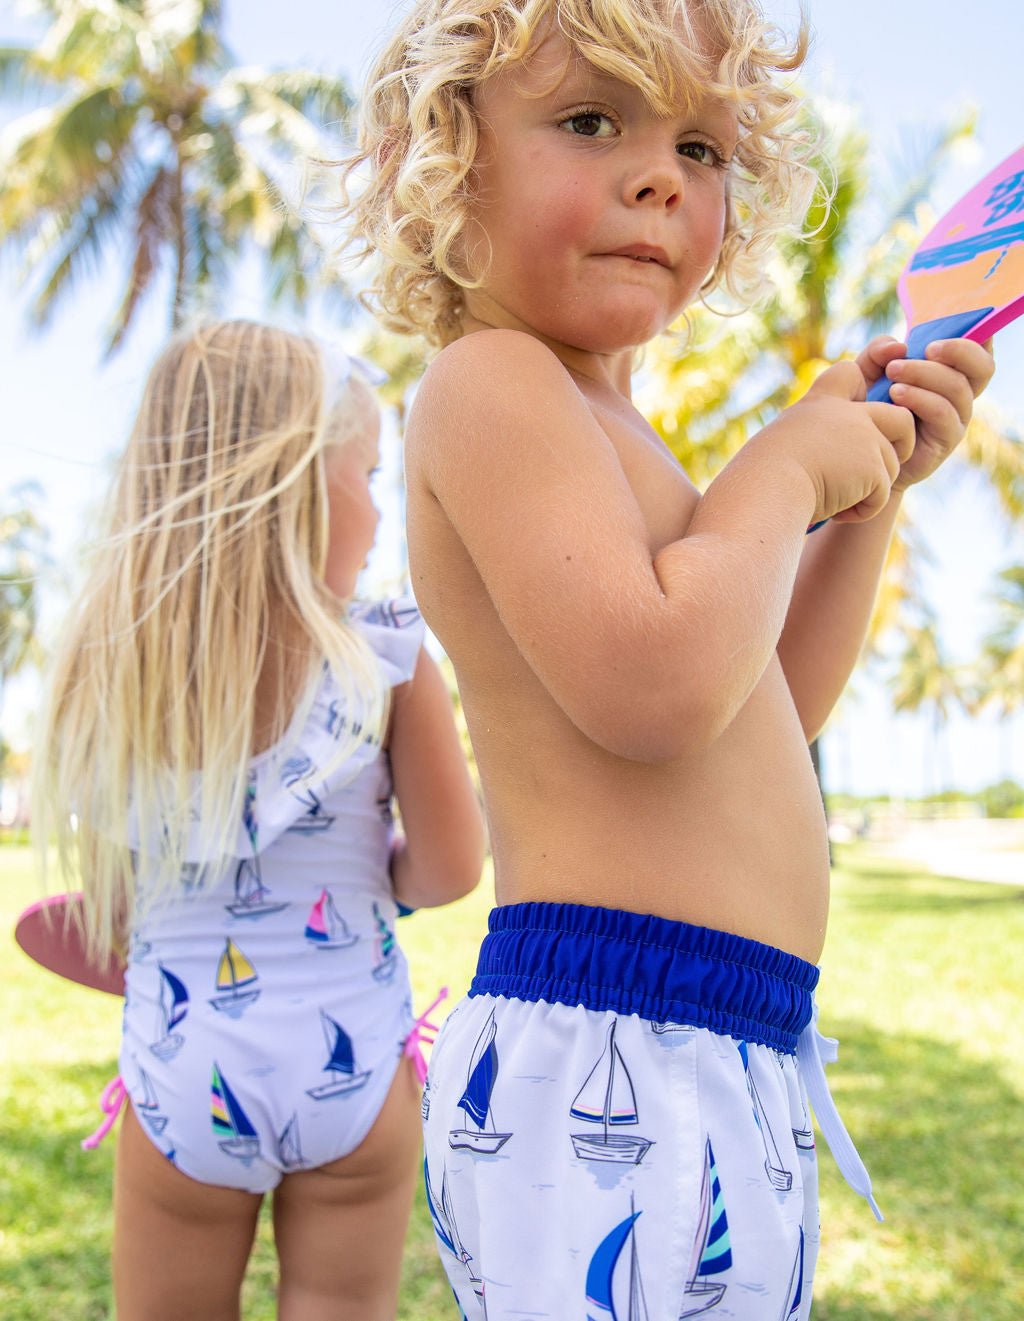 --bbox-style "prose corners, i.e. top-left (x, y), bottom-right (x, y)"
top-left (462, 30), bottom-right (737, 362)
